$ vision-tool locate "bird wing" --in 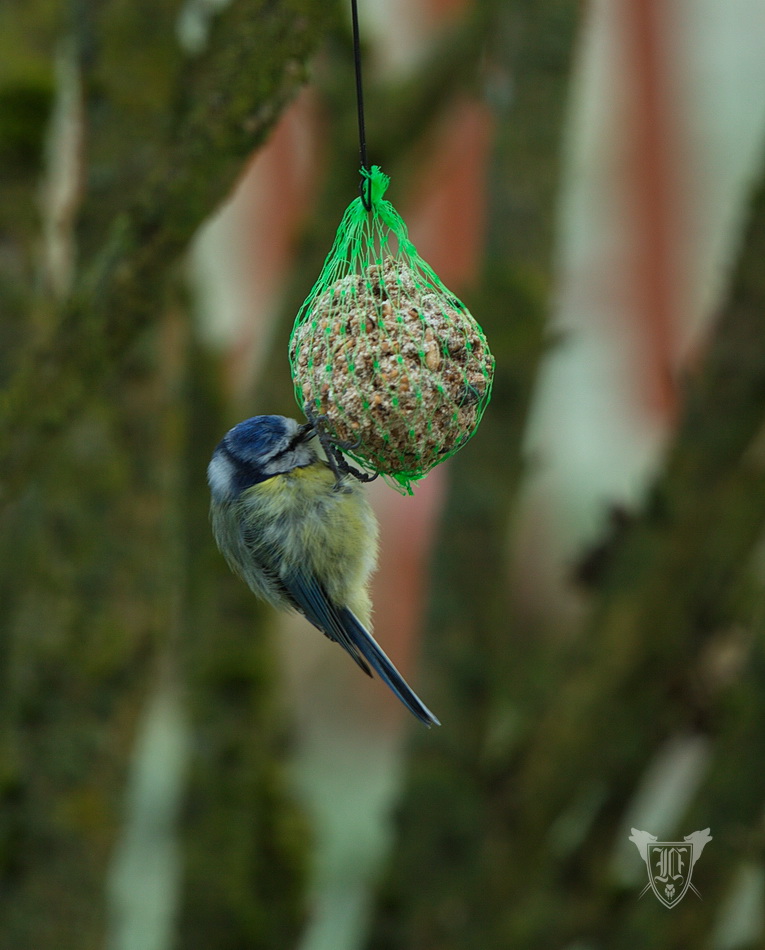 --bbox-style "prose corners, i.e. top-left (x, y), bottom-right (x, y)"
top-left (234, 518), bottom-right (371, 675)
